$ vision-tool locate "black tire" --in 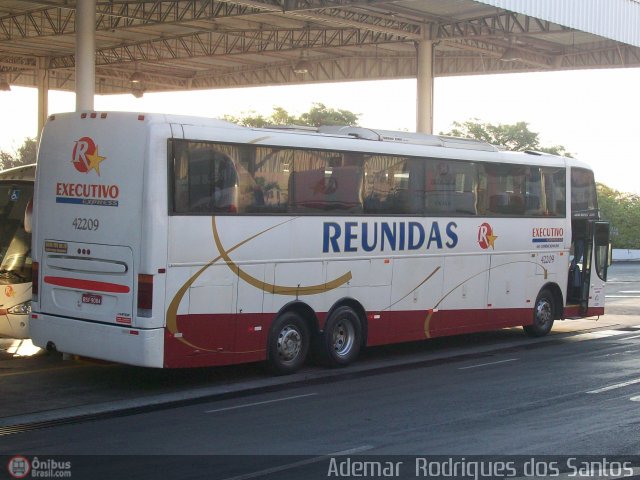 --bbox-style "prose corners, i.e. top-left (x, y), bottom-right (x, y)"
top-left (267, 311), bottom-right (310, 375)
top-left (319, 306), bottom-right (362, 367)
top-left (524, 288), bottom-right (555, 337)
